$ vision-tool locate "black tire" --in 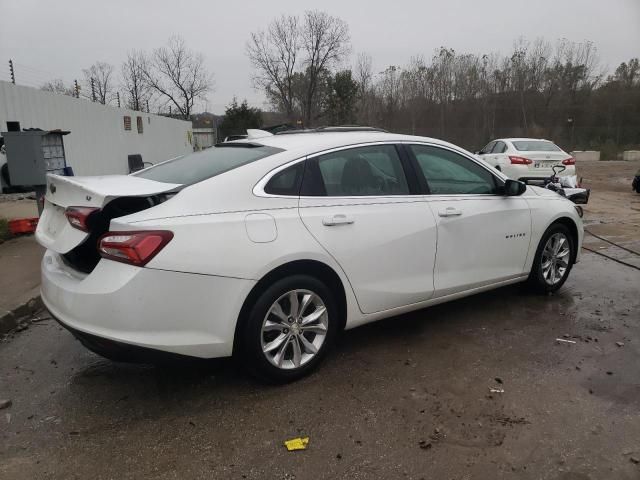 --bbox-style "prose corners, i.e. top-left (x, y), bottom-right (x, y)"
top-left (238, 274), bottom-right (338, 383)
top-left (527, 223), bottom-right (575, 293)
